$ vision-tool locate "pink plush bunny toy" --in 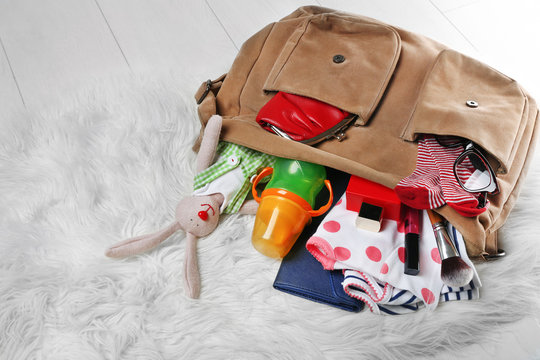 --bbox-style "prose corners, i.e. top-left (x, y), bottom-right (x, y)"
top-left (105, 115), bottom-right (273, 298)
